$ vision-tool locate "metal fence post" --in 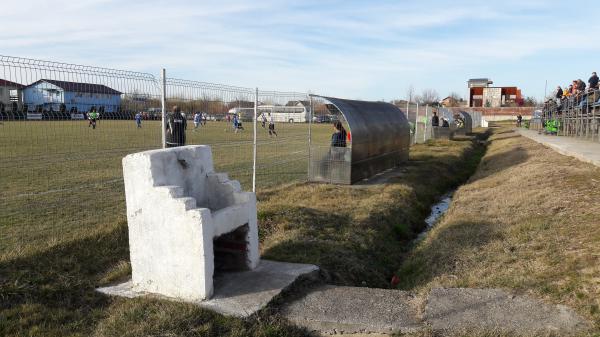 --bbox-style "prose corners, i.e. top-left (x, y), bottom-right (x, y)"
top-left (308, 94), bottom-right (313, 180)
top-left (161, 68), bottom-right (166, 149)
top-left (252, 87), bottom-right (258, 193)
top-left (424, 104), bottom-right (429, 143)
top-left (414, 102), bottom-right (419, 144)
